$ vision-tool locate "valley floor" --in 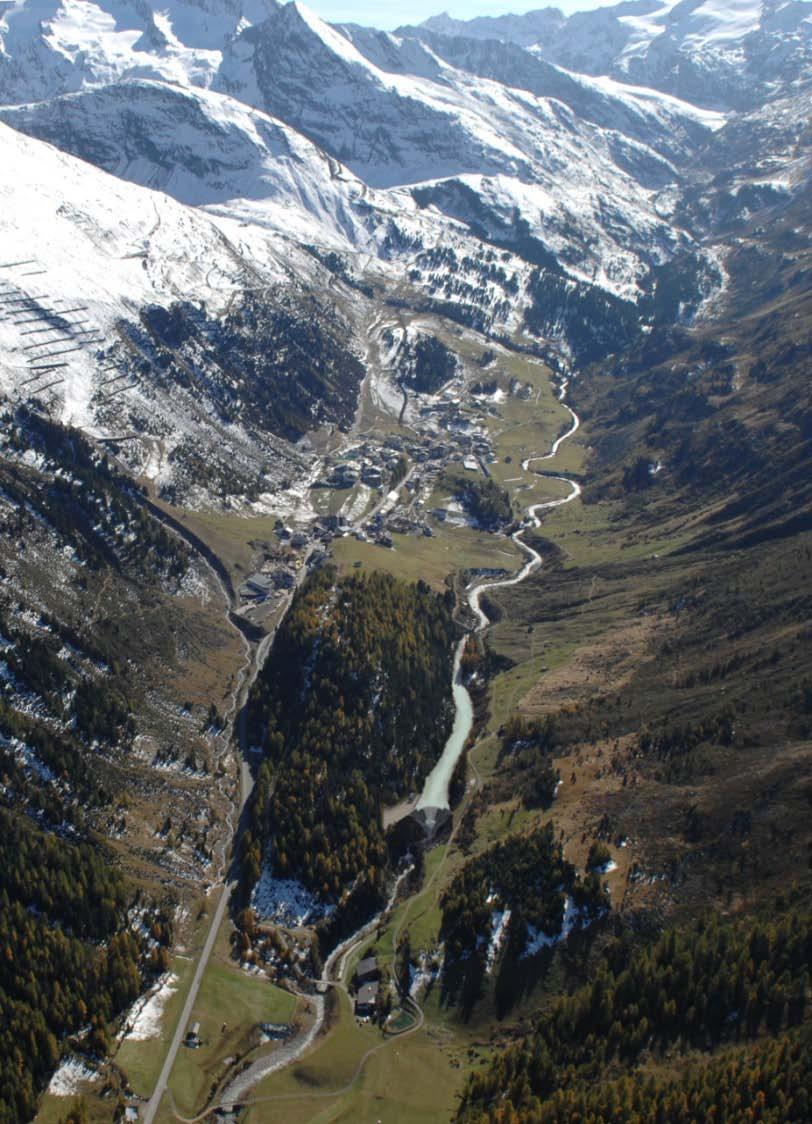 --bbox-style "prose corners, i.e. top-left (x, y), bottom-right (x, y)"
top-left (36, 301), bottom-right (812, 1124)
